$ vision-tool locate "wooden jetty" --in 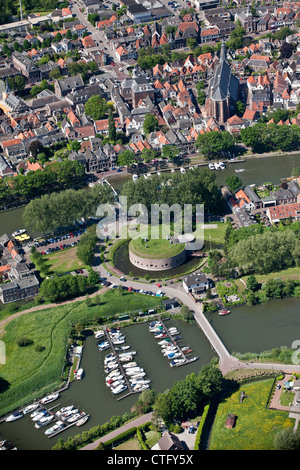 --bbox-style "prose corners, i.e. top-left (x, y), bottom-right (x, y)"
top-left (103, 328), bottom-right (144, 401)
top-left (156, 316), bottom-right (198, 366)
